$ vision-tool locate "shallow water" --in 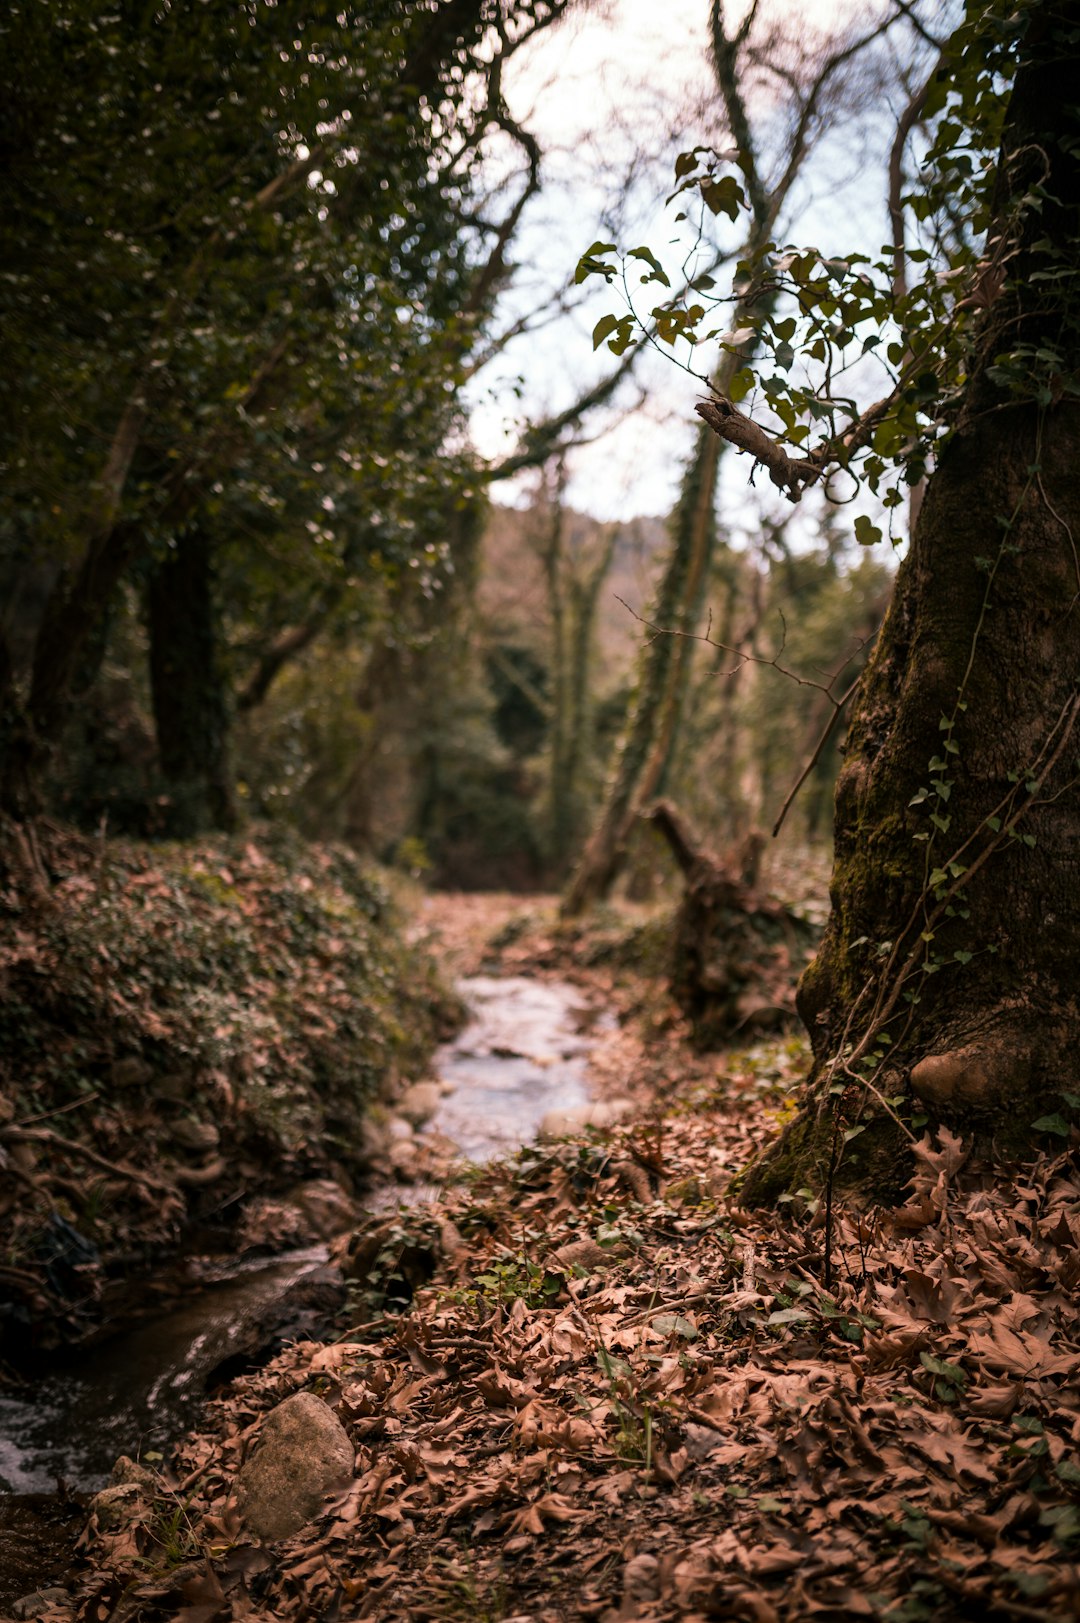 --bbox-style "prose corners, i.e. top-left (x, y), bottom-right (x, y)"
top-left (0, 1246), bottom-right (328, 1495)
top-left (426, 974), bottom-right (608, 1161)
